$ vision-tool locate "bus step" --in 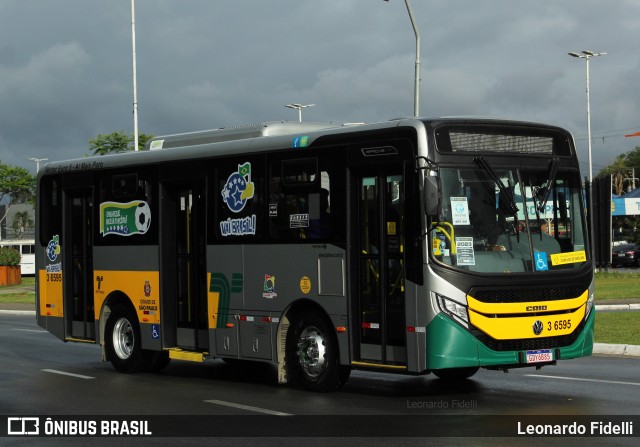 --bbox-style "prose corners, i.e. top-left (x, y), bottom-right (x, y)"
top-left (167, 348), bottom-right (207, 363)
top-left (351, 361), bottom-right (407, 371)
top-left (64, 337), bottom-right (96, 344)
